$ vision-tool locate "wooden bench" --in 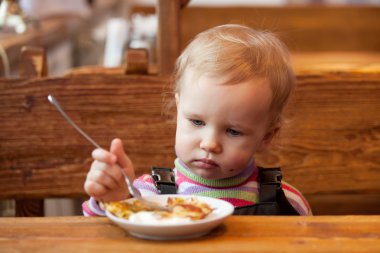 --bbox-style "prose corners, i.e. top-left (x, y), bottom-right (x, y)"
top-left (1, 55), bottom-right (380, 215)
top-left (132, 1), bottom-right (380, 75)
top-left (179, 6), bottom-right (380, 52)
top-left (259, 69), bottom-right (380, 215)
